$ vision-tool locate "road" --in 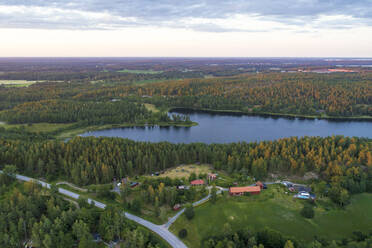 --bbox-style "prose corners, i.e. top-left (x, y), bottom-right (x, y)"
top-left (125, 212), bottom-right (187, 248)
top-left (13, 173), bottom-right (107, 209)
top-left (56, 181), bottom-right (88, 192)
top-left (1, 171), bottom-right (187, 248)
top-left (4, 171), bottom-right (286, 248)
